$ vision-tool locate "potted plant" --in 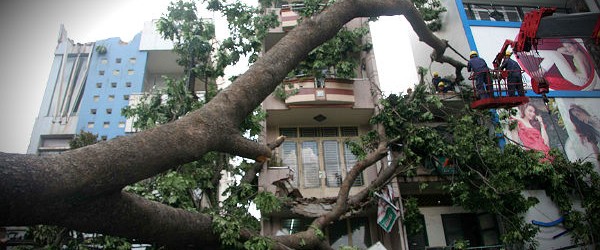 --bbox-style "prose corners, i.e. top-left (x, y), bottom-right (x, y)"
top-left (95, 44), bottom-right (107, 55)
